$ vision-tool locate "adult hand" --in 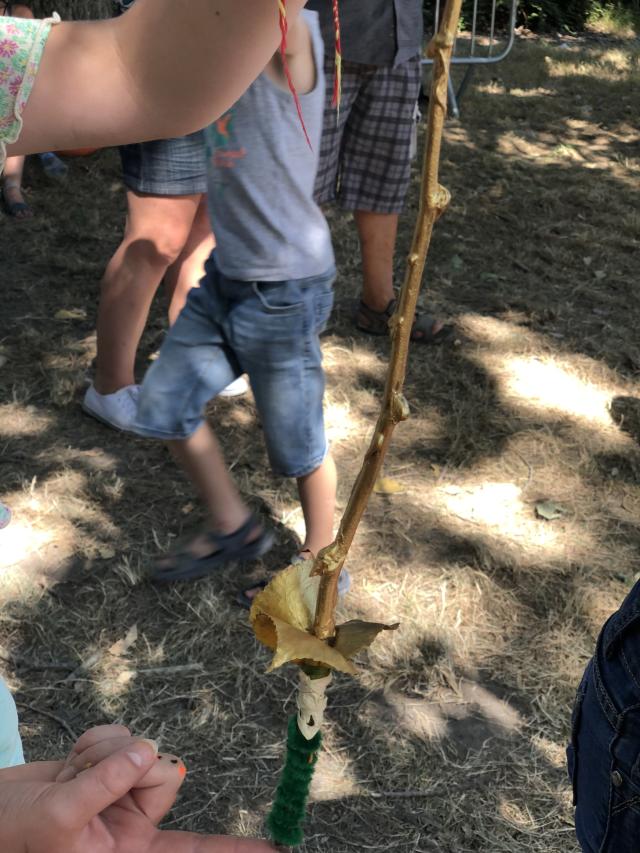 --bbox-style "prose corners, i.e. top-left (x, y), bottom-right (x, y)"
top-left (0, 736), bottom-right (275, 853)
